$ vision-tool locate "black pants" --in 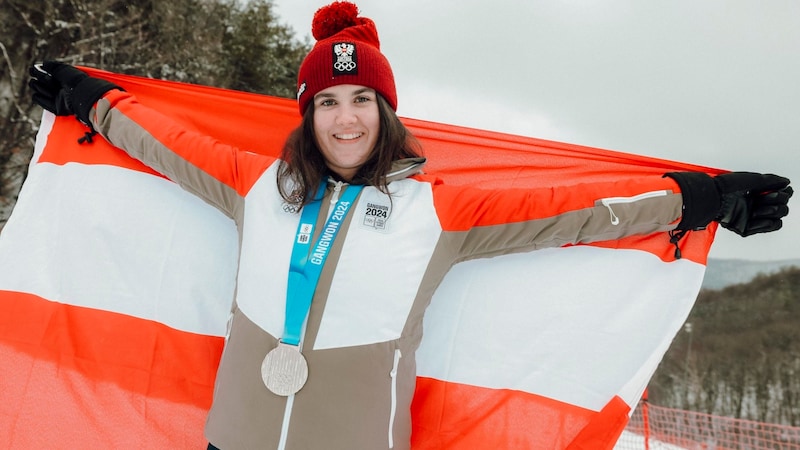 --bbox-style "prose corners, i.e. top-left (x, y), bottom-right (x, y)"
top-left (208, 444), bottom-right (220, 450)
